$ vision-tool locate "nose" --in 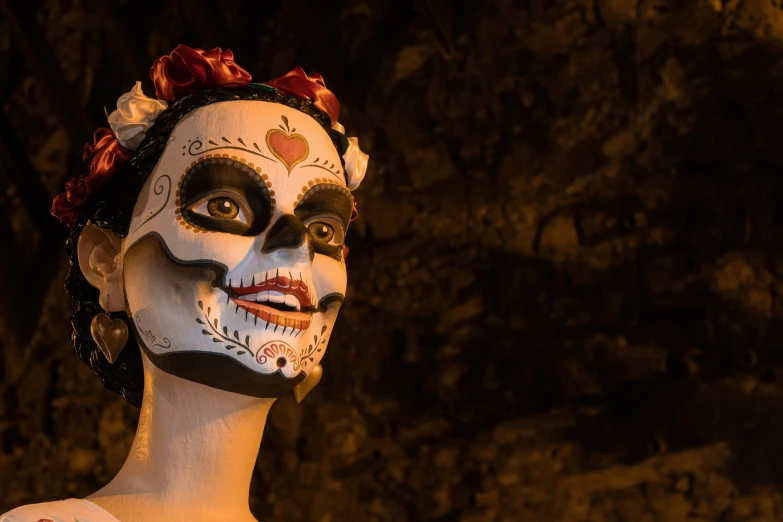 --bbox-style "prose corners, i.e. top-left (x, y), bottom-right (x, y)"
top-left (261, 214), bottom-right (313, 261)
